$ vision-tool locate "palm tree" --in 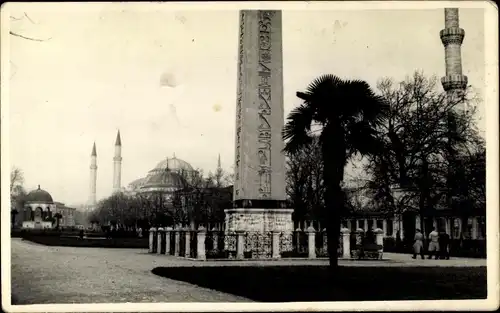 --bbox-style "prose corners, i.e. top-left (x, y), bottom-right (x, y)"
top-left (54, 213), bottom-right (63, 229)
top-left (283, 75), bottom-right (388, 271)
